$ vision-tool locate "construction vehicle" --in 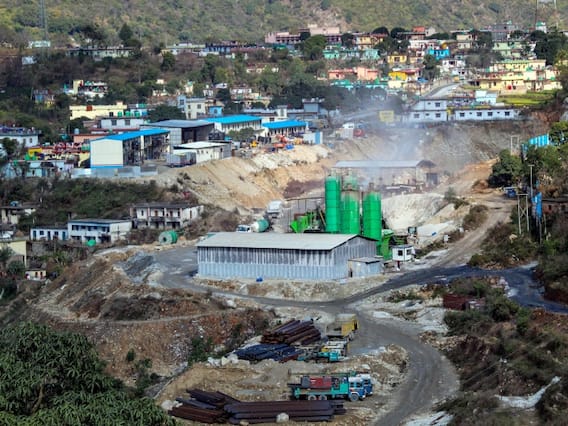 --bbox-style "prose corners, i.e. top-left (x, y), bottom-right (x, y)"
top-left (325, 314), bottom-right (359, 341)
top-left (235, 218), bottom-right (269, 233)
top-left (289, 373), bottom-right (370, 402)
top-left (316, 340), bottom-right (349, 363)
